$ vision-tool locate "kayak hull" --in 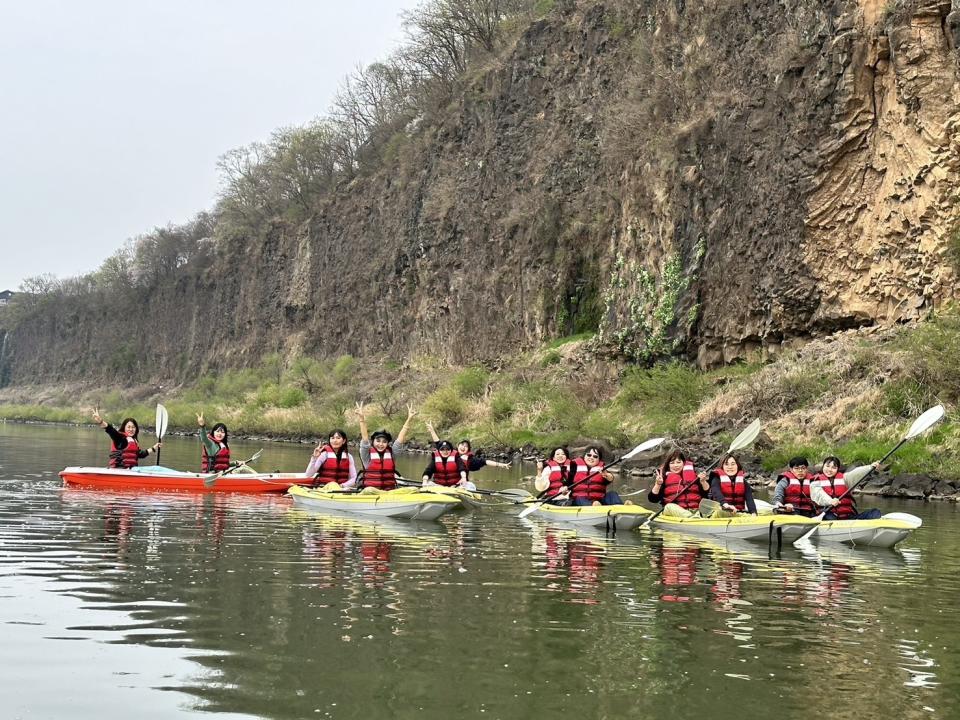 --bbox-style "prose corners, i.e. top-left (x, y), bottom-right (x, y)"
top-left (525, 504), bottom-right (653, 530)
top-left (288, 485), bottom-right (460, 521)
top-left (812, 516), bottom-right (918, 548)
top-left (60, 466), bottom-right (307, 493)
top-left (651, 514), bottom-right (820, 542)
